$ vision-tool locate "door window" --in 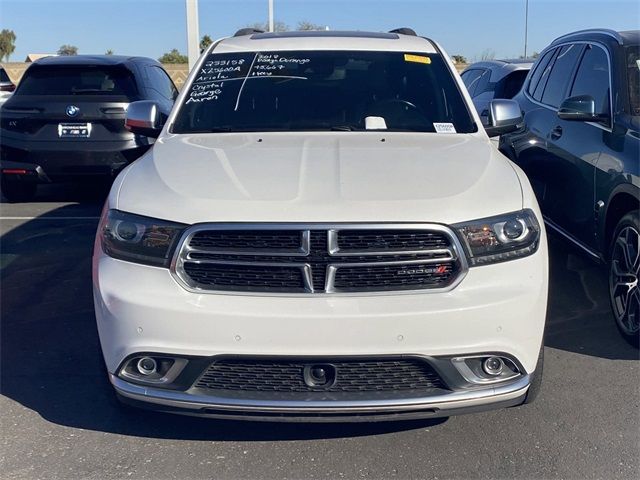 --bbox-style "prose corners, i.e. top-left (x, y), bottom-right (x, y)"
top-left (570, 44), bottom-right (611, 117)
top-left (541, 44), bottom-right (584, 108)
